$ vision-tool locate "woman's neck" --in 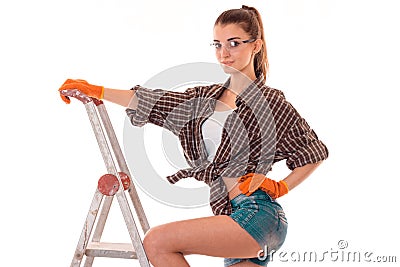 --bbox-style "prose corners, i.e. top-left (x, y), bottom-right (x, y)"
top-left (228, 71), bottom-right (257, 95)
